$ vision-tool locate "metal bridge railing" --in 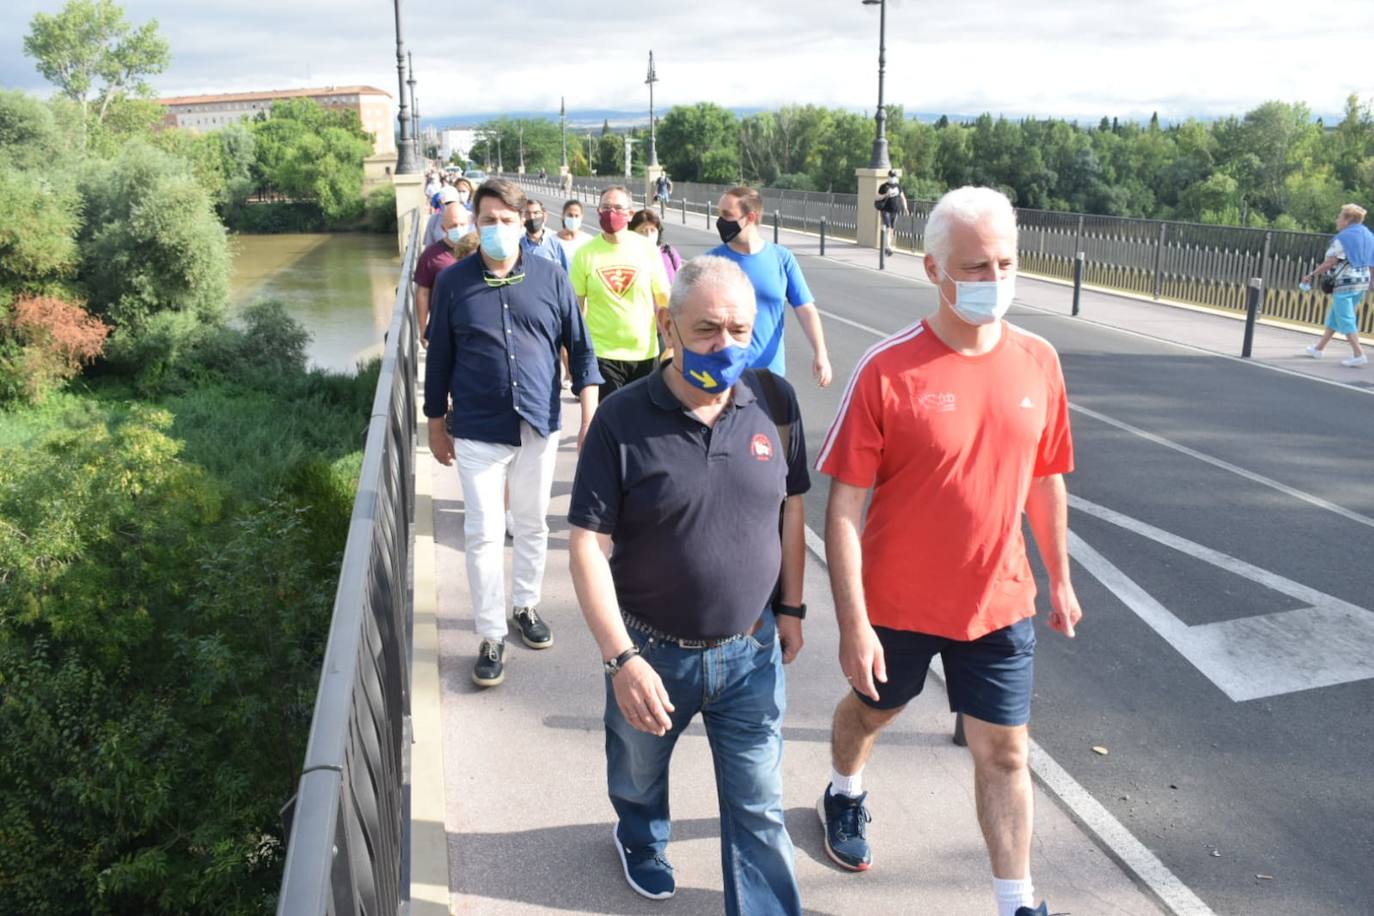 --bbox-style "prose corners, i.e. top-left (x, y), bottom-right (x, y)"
top-left (275, 206), bottom-right (421, 916)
